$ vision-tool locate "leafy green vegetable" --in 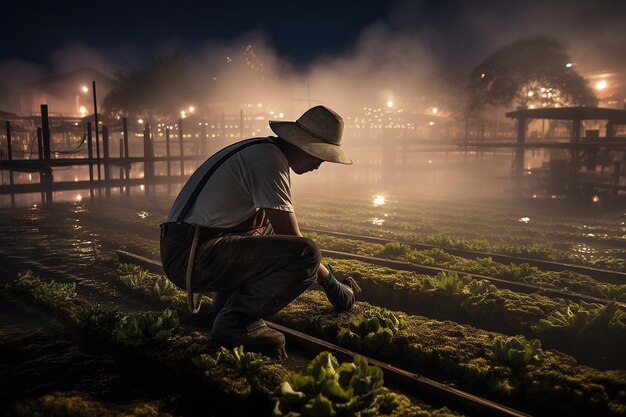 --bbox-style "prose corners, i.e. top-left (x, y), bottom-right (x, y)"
top-left (533, 301), bottom-right (626, 334)
top-left (337, 308), bottom-right (401, 353)
top-left (72, 304), bottom-right (122, 338)
top-left (273, 352), bottom-right (385, 417)
top-left (153, 275), bottom-right (177, 297)
top-left (113, 308), bottom-right (179, 346)
top-left (11, 270), bottom-right (77, 307)
top-left (492, 335), bottom-right (545, 369)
